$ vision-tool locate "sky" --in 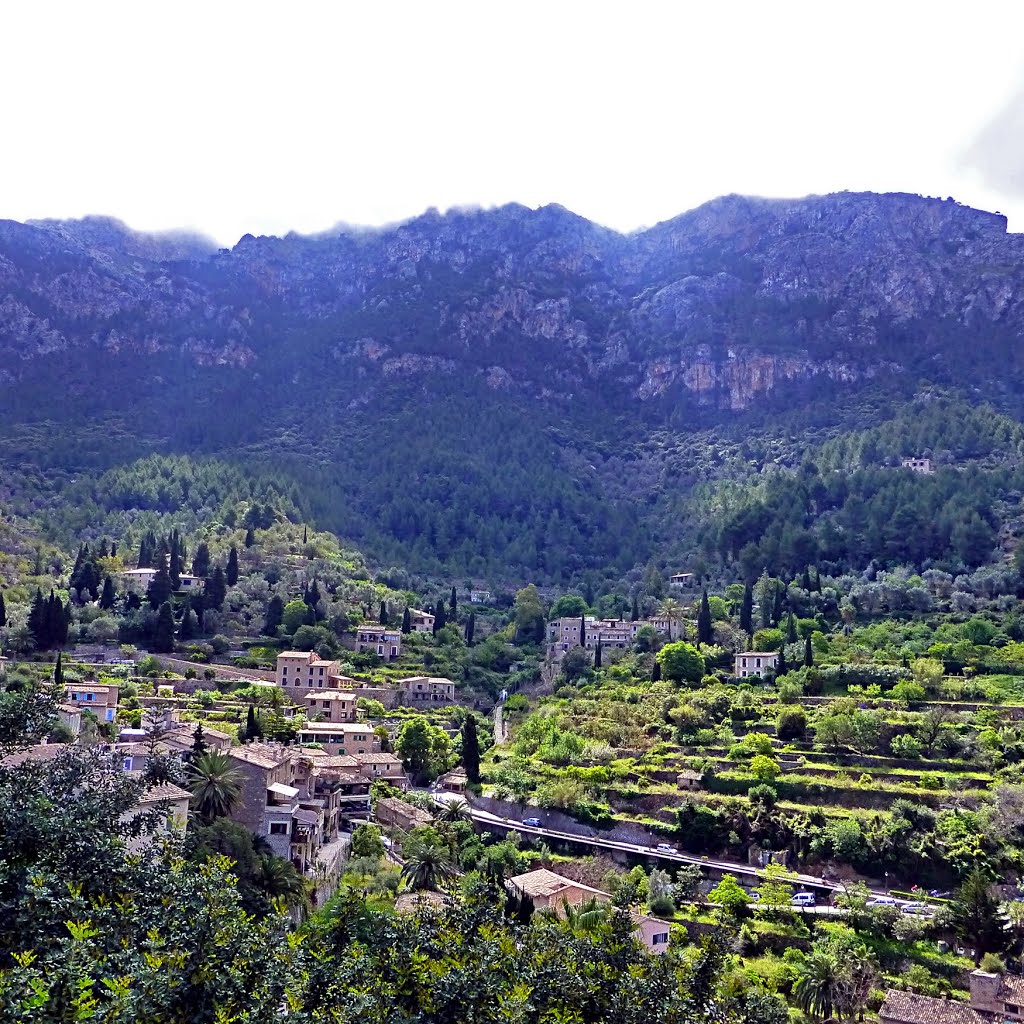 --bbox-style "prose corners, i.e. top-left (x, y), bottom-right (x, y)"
top-left (4, 1), bottom-right (1024, 245)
